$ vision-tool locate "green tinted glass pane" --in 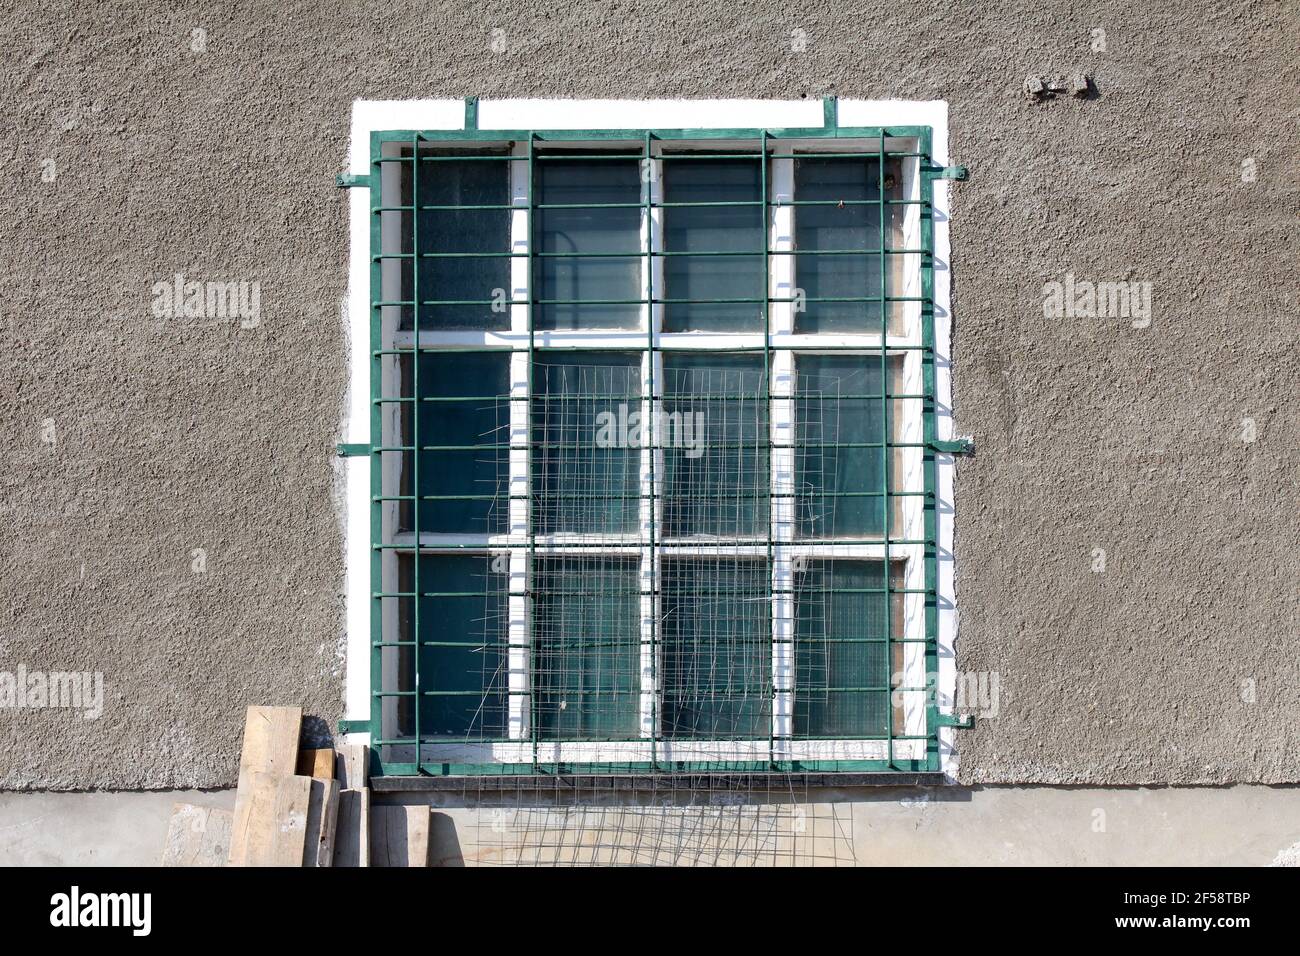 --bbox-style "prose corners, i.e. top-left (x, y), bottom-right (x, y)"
top-left (409, 150), bottom-right (510, 330)
top-left (663, 157), bottom-right (764, 331)
top-left (662, 353), bottom-right (768, 536)
top-left (531, 352), bottom-right (641, 535)
top-left (661, 558), bottom-right (770, 739)
top-left (535, 157), bottom-right (641, 330)
top-left (407, 554), bottom-right (508, 739)
top-left (793, 560), bottom-right (889, 737)
top-left (793, 157), bottom-right (883, 333)
top-left (795, 354), bottom-right (892, 538)
top-left (533, 556), bottom-right (640, 740)
top-left (416, 351), bottom-right (510, 535)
